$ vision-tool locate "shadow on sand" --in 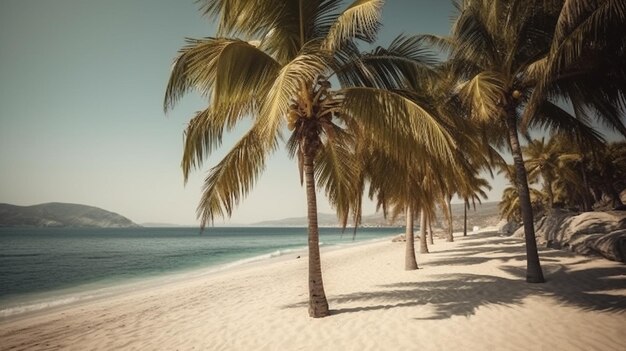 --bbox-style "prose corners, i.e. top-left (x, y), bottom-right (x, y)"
top-left (282, 233), bottom-right (626, 318)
